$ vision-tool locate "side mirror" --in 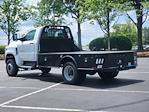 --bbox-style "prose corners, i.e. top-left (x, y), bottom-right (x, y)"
top-left (18, 34), bottom-right (26, 41)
